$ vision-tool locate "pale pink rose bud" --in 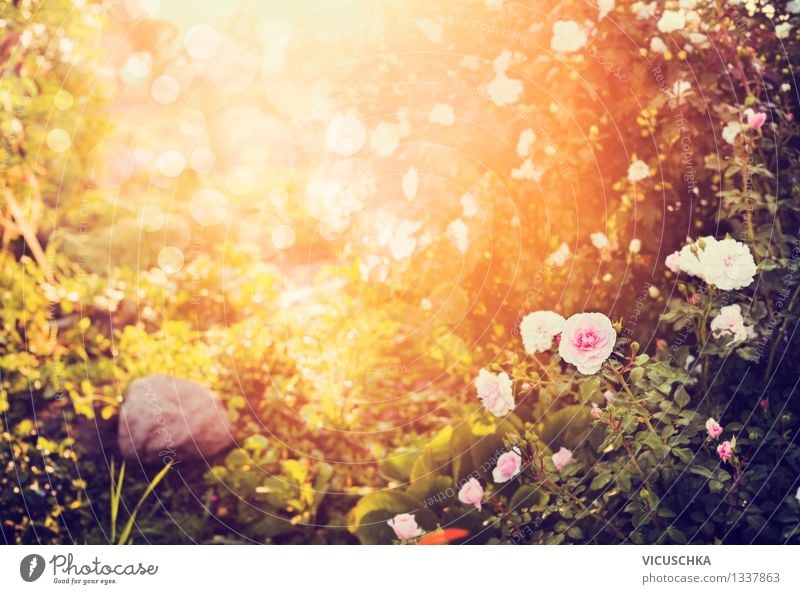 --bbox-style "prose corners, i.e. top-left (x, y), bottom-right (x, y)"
top-left (760, 399), bottom-right (769, 410)
top-left (747, 111), bottom-right (766, 129)
top-left (717, 441), bottom-right (733, 462)
top-left (590, 404), bottom-right (602, 420)
top-left (457, 477), bottom-right (484, 510)
top-left (558, 312), bottom-right (617, 374)
top-left (552, 447), bottom-right (574, 470)
top-left (665, 250), bottom-right (681, 273)
top-left (705, 417), bottom-right (723, 440)
top-left (603, 390), bottom-right (615, 403)
top-left (387, 513), bottom-right (423, 540)
top-left (492, 449), bottom-right (523, 483)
